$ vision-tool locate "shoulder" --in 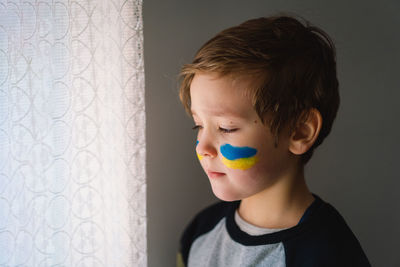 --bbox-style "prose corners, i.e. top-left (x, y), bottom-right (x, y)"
top-left (285, 198), bottom-right (371, 267)
top-left (178, 200), bottom-right (237, 265)
top-left (181, 200), bottom-right (234, 245)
